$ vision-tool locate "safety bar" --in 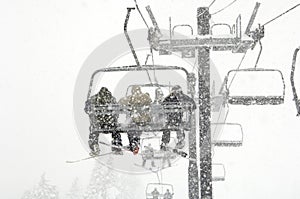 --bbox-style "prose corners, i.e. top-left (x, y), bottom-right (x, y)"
top-left (87, 65), bottom-right (190, 99)
top-left (172, 24), bottom-right (194, 35)
top-left (212, 163), bottom-right (226, 181)
top-left (125, 83), bottom-right (176, 97)
top-left (224, 68), bottom-right (286, 105)
top-left (211, 123), bottom-right (244, 147)
top-left (210, 23), bottom-right (232, 35)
